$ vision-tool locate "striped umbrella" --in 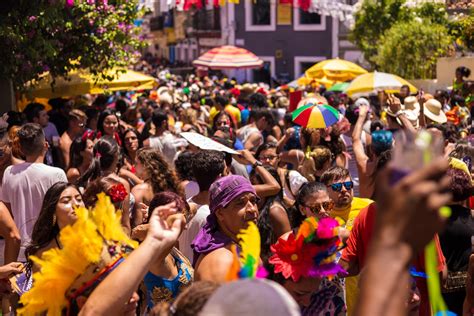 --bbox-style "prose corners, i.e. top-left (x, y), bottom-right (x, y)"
top-left (193, 45), bottom-right (263, 70)
top-left (346, 71), bottom-right (417, 98)
top-left (292, 103), bottom-right (340, 129)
